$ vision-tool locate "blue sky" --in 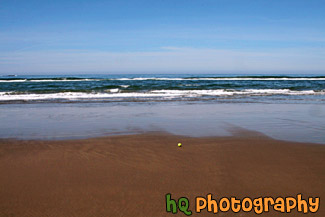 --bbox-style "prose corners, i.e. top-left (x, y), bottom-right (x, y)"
top-left (0, 0), bottom-right (325, 74)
